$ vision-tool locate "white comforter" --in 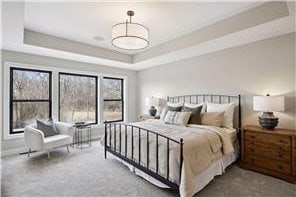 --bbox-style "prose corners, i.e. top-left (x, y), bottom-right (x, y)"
top-left (102, 120), bottom-right (234, 197)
